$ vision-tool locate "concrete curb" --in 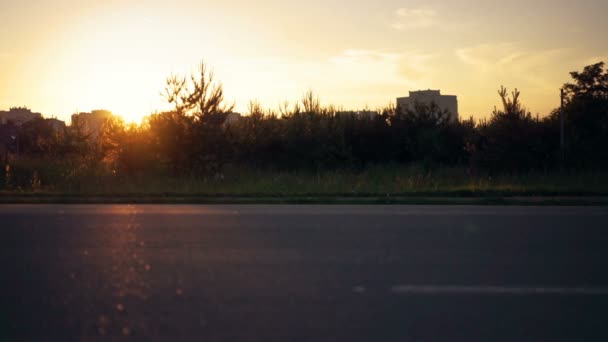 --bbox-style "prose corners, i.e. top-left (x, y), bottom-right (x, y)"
top-left (0, 196), bottom-right (607, 205)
